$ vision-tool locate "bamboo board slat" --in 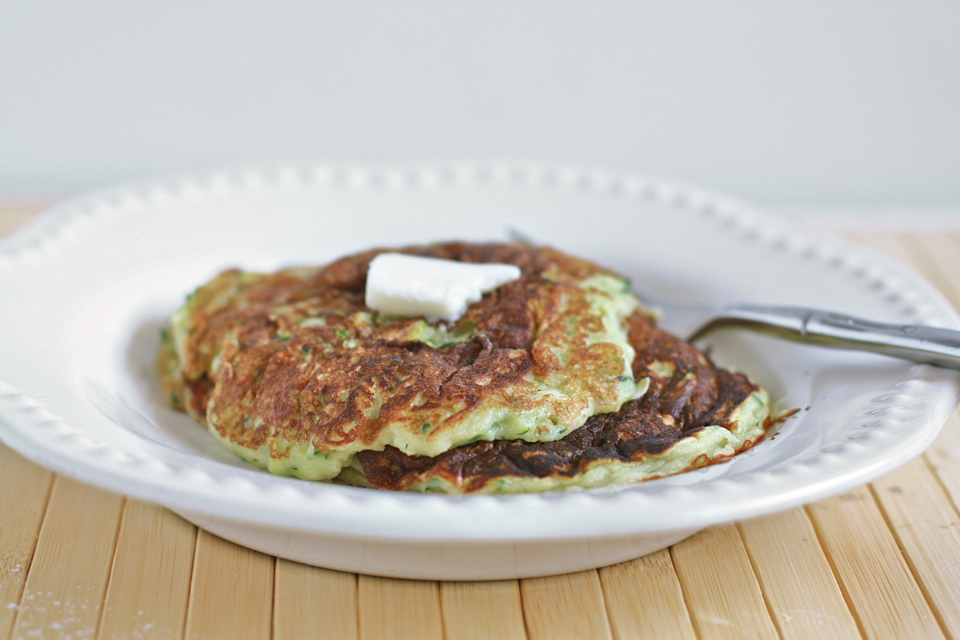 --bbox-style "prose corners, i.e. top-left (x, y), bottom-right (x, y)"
top-left (98, 501), bottom-right (197, 640)
top-left (274, 561), bottom-right (358, 640)
top-left (806, 486), bottom-right (945, 640)
top-left (357, 576), bottom-right (444, 640)
top-left (870, 456), bottom-right (960, 638)
top-left (440, 580), bottom-right (527, 640)
top-left (9, 477), bottom-right (124, 640)
top-left (669, 524), bottom-right (779, 640)
top-left (738, 507), bottom-right (860, 639)
top-left (924, 412), bottom-right (960, 536)
top-left (597, 549), bottom-right (697, 640)
top-left (519, 570), bottom-right (612, 640)
top-left (0, 444), bottom-right (53, 640)
top-left (853, 229), bottom-right (960, 635)
top-left (183, 530), bottom-right (274, 640)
